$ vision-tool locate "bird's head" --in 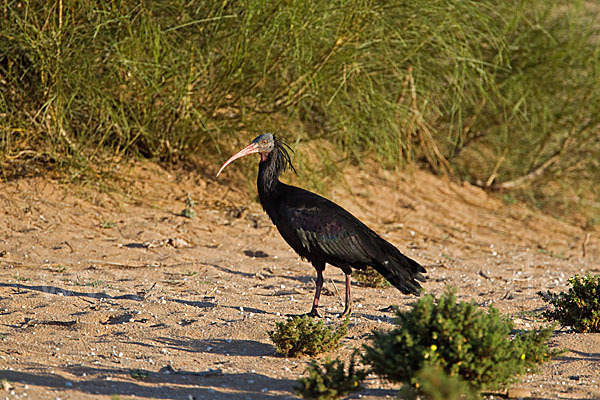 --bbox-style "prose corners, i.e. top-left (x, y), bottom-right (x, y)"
top-left (216, 133), bottom-right (276, 177)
